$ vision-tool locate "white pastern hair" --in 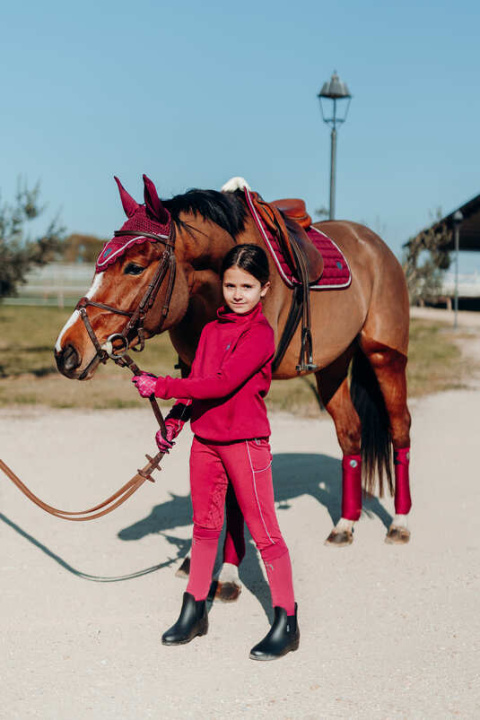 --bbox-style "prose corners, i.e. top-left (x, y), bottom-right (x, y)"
top-left (55, 273), bottom-right (104, 352)
top-left (392, 514), bottom-right (409, 528)
top-left (336, 518), bottom-right (354, 531)
top-left (221, 177), bottom-right (251, 192)
top-left (216, 562), bottom-right (241, 584)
